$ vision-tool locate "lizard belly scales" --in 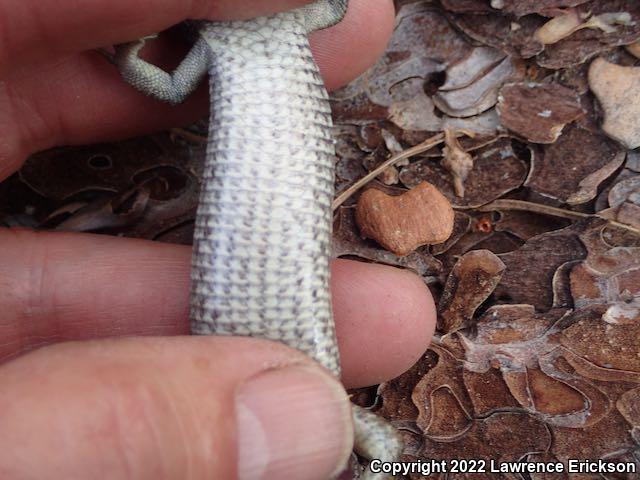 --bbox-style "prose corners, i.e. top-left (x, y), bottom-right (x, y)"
top-left (189, 14), bottom-right (340, 376)
top-left (112, 3), bottom-right (403, 477)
